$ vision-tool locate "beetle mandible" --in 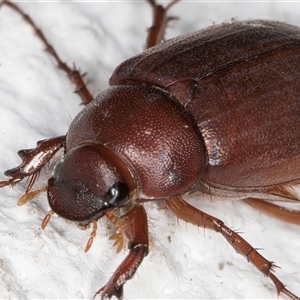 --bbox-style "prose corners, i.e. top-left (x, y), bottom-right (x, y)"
top-left (0, 0), bottom-right (300, 300)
